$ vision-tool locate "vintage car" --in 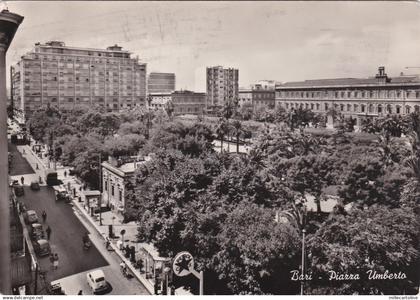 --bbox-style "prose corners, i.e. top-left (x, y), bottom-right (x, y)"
top-left (34, 239), bottom-right (51, 257)
top-left (25, 210), bottom-right (39, 224)
top-left (14, 185), bottom-right (24, 196)
top-left (87, 269), bottom-right (107, 293)
top-left (31, 223), bottom-right (44, 241)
